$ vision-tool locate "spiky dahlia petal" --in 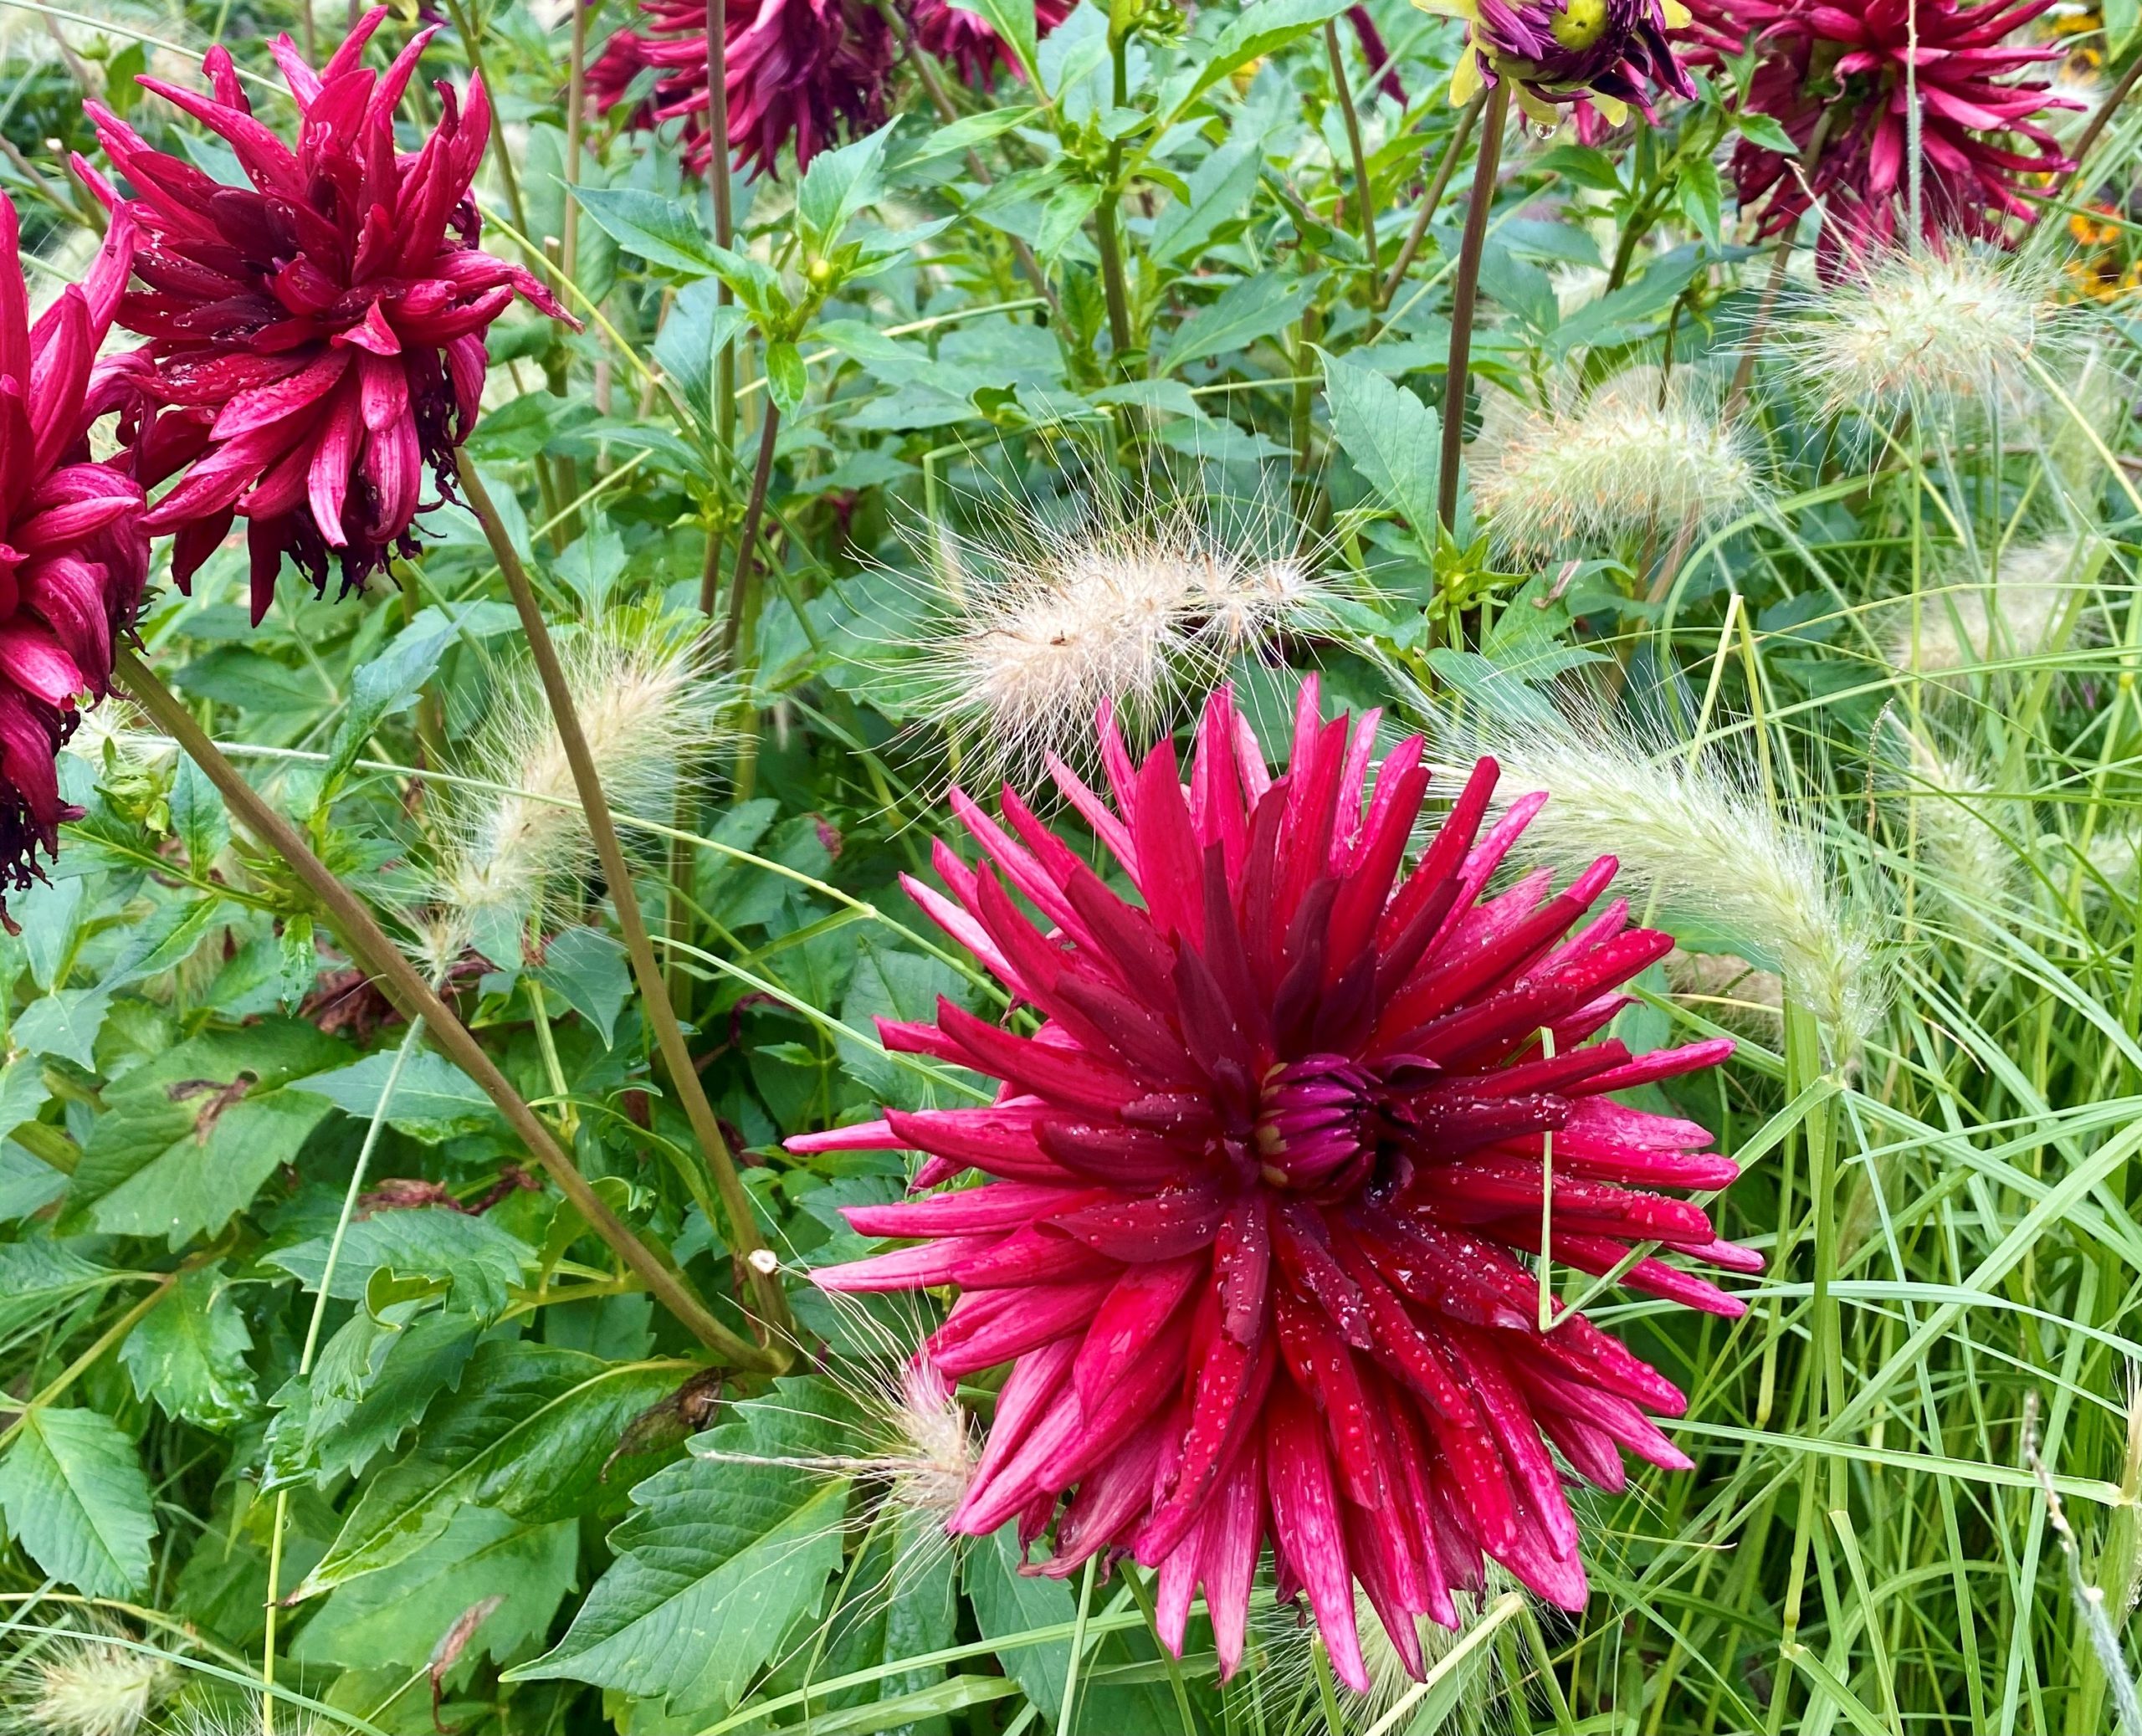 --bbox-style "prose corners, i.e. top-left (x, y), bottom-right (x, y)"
top-left (801, 677), bottom-right (1750, 1684)
top-left (0, 190), bottom-right (146, 915)
top-left (95, 8), bottom-right (573, 624)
